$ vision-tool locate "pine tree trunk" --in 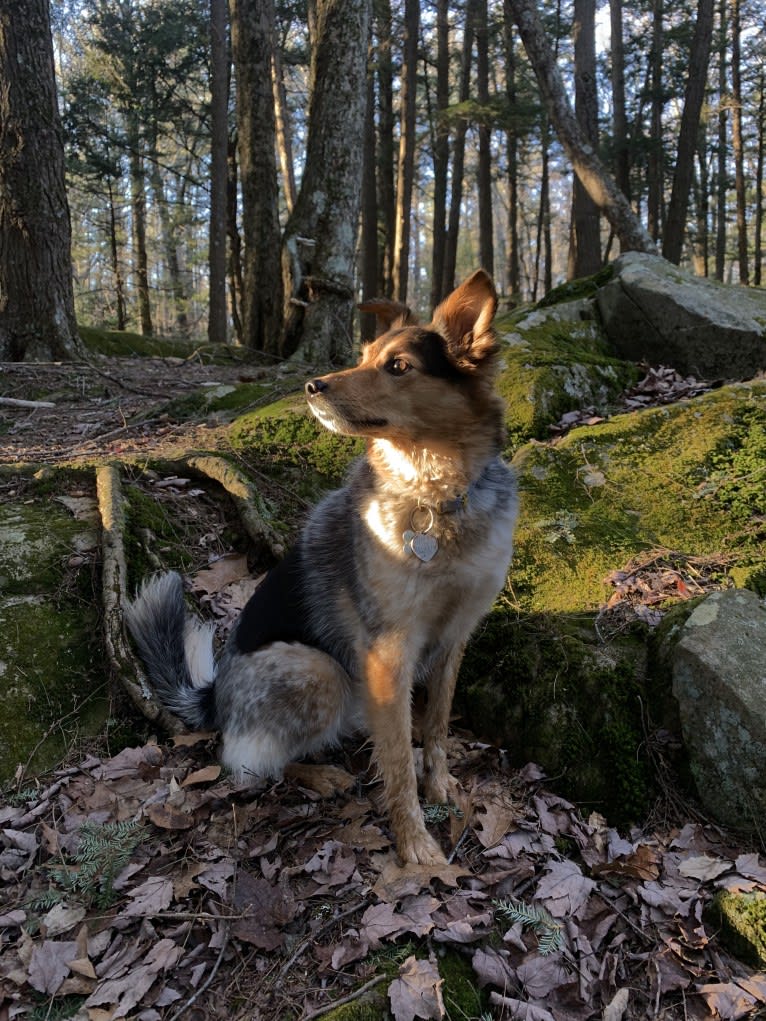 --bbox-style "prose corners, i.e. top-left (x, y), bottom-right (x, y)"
top-left (568, 0), bottom-right (602, 279)
top-left (754, 72), bottom-right (764, 287)
top-left (281, 0), bottom-right (371, 362)
top-left (503, 3), bottom-right (521, 301)
top-left (475, 0), bottom-right (494, 278)
top-left (360, 43), bottom-right (379, 341)
top-left (127, 118), bottom-right (153, 337)
top-left (230, 0), bottom-right (283, 354)
top-left (376, 0), bottom-right (395, 297)
top-left (392, 0), bottom-right (419, 304)
top-left (443, 1), bottom-right (475, 296)
top-left (429, 0), bottom-right (450, 309)
top-left (647, 0), bottom-right (663, 241)
top-left (0, 0), bottom-right (81, 360)
top-left (507, 0), bottom-right (656, 255)
top-left (730, 0), bottom-right (748, 284)
top-left (226, 134), bottom-right (244, 343)
top-left (609, 0), bottom-right (630, 200)
top-left (714, 0), bottom-right (727, 281)
top-left (273, 45), bottom-right (297, 215)
top-left (208, 0), bottom-right (229, 345)
top-left (106, 179), bottom-right (127, 331)
top-left (661, 0), bottom-right (715, 265)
